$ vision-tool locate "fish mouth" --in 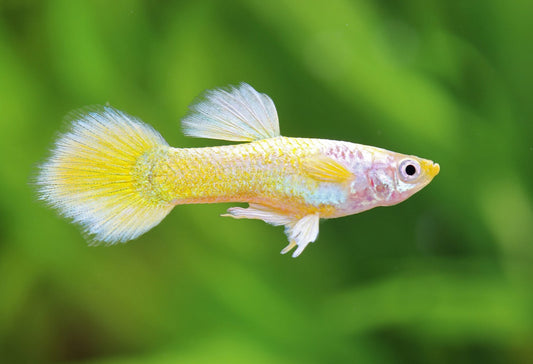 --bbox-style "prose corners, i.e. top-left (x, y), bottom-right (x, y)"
top-left (421, 160), bottom-right (440, 179)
